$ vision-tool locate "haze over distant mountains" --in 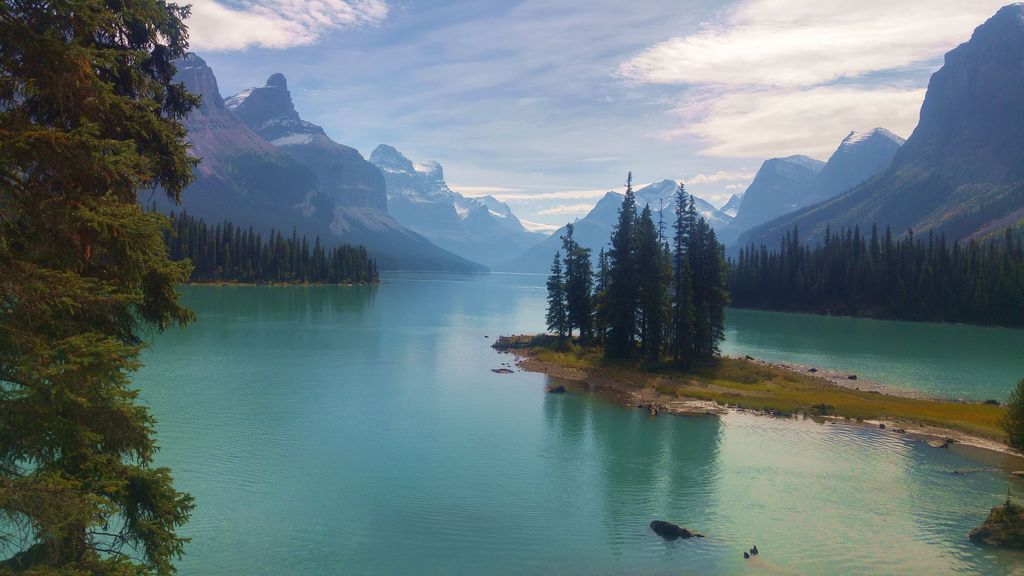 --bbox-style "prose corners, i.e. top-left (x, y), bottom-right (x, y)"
top-left (369, 145), bottom-right (542, 268)
top-left (721, 127), bottom-right (904, 245)
top-left (504, 179), bottom-right (731, 273)
top-left (741, 4), bottom-right (1024, 248)
top-left (163, 56), bottom-right (483, 272)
